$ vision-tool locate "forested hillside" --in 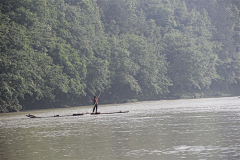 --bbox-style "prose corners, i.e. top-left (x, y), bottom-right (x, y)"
top-left (1, 0), bottom-right (240, 112)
